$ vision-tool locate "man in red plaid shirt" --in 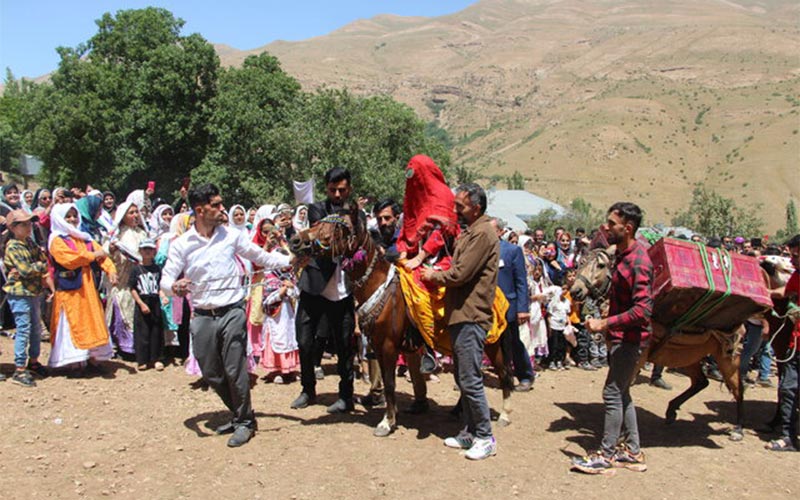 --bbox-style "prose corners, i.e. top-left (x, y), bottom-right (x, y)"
top-left (573, 202), bottom-right (653, 475)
